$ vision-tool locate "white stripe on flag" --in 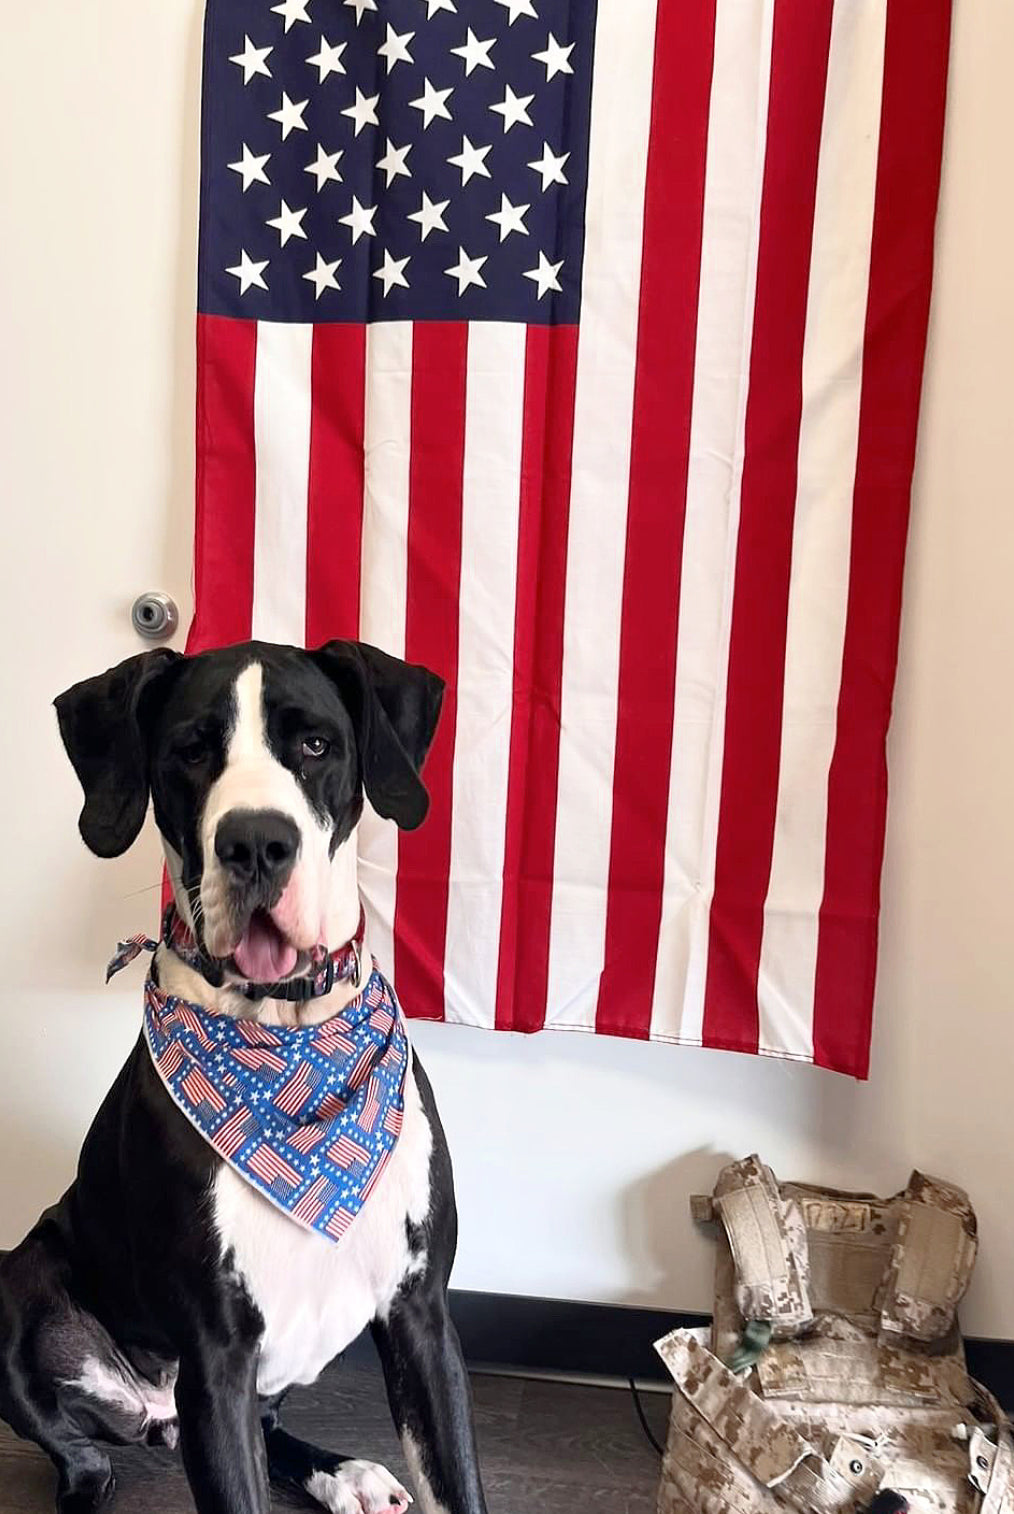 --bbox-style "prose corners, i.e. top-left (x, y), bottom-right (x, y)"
top-left (251, 322), bottom-right (314, 645)
top-left (357, 321), bottom-right (413, 971)
top-left (651, 0), bottom-right (776, 1041)
top-left (545, 0), bottom-right (660, 1029)
top-left (444, 323), bottom-right (526, 1028)
top-left (757, 0), bottom-right (888, 1057)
